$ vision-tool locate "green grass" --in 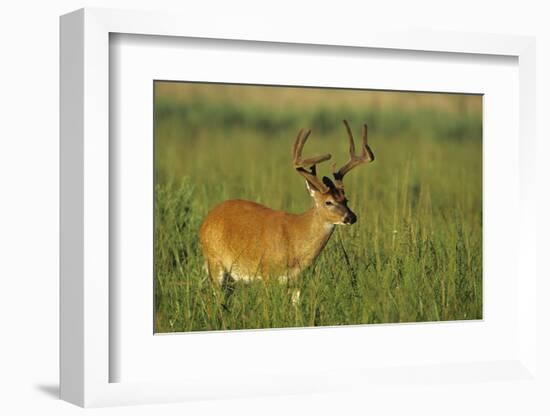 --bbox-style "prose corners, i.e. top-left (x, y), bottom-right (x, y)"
top-left (154, 84), bottom-right (482, 333)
